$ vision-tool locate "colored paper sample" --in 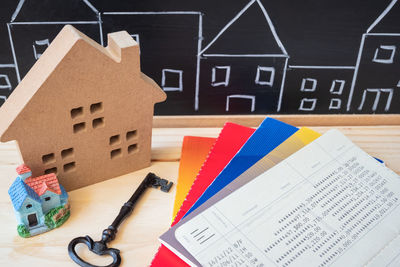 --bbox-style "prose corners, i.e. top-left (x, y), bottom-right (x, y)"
top-left (151, 122), bottom-right (255, 267)
top-left (186, 117), bottom-right (298, 216)
top-left (172, 136), bottom-right (216, 220)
